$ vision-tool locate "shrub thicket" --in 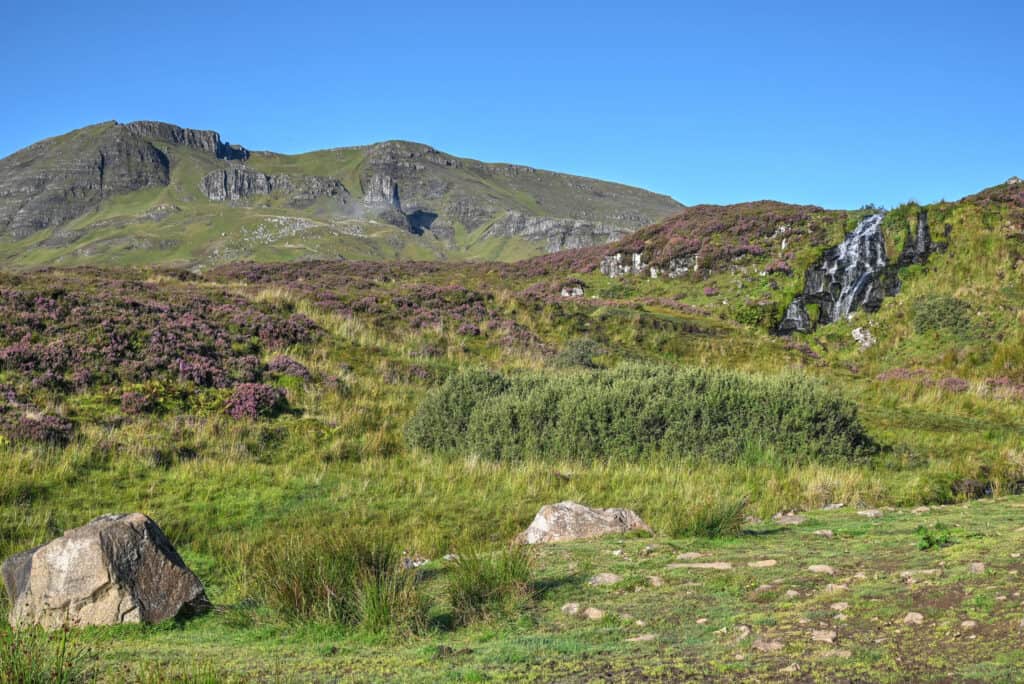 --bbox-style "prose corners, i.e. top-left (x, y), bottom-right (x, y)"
top-left (910, 294), bottom-right (976, 337)
top-left (408, 364), bottom-right (875, 462)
